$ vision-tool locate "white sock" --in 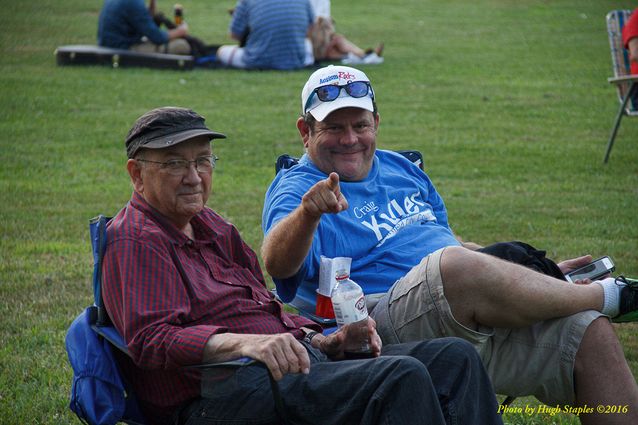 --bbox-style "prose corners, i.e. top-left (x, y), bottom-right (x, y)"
top-left (596, 277), bottom-right (623, 317)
